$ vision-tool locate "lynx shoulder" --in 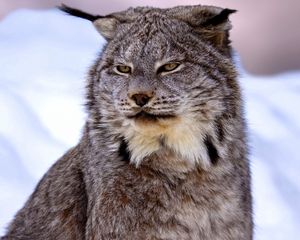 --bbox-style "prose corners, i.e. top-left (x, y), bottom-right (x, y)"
top-left (2, 4), bottom-right (253, 240)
